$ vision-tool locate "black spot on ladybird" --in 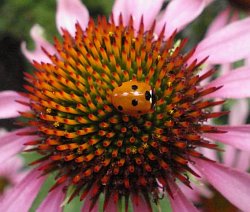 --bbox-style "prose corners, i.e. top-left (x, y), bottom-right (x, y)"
top-left (131, 85), bottom-right (138, 90)
top-left (145, 91), bottom-right (151, 101)
top-left (138, 110), bottom-right (142, 114)
top-left (118, 105), bottom-right (123, 111)
top-left (132, 99), bottom-right (138, 106)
